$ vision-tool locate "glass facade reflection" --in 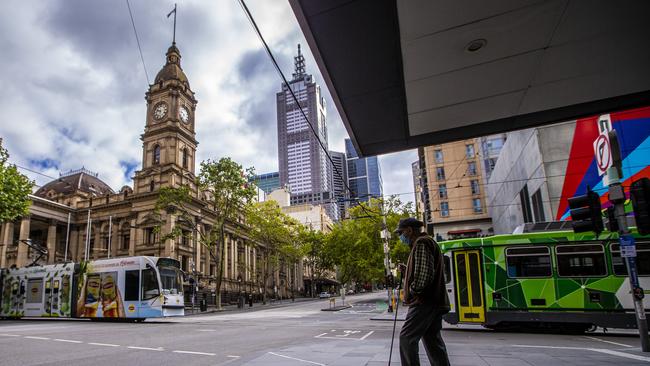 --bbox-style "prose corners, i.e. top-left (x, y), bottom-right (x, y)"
top-left (345, 138), bottom-right (383, 207)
